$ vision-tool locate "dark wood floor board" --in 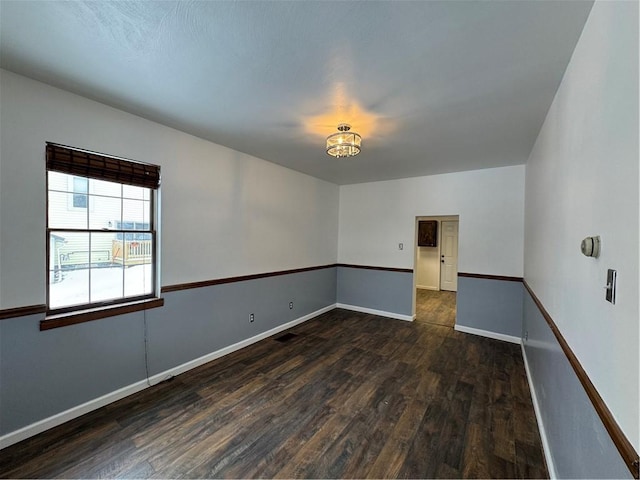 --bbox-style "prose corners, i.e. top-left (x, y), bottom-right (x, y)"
top-left (306, 411), bottom-right (373, 478)
top-left (147, 403), bottom-right (278, 477)
top-left (345, 393), bottom-right (410, 478)
top-left (179, 337), bottom-right (277, 384)
top-left (0, 420), bottom-right (122, 478)
top-left (251, 404), bottom-right (338, 478)
top-left (441, 380), bottom-right (475, 470)
top-left (1, 299), bottom-right (547, 479)
top-left (272, 412), bottom-right (354, 478)
top-left (203, 396), bottom-right (338, 479)
top-left (491, 411), bottom-right (516, 462)
top-left (131, 381), bottom-right (266, 448)
top-left (436, 461), bottom-right (462, 479)
top-left (489, 453), bottom-right (519, 479)
top-left (318, 387), bottom-right (409, 479)
top-left (55, 437), bottom-right (140, 479)
top-left (136, 382), bottom-right (283, 467)
top-left (515, 439), bottom-right (548, 478)
top-left (513, 400), bottom-right (541, 446)
top-left (461, 422), bottom-right (492, 478)
top-left (366, 375), bottom-right (441, 477)
top-left (398, 401), bottom-right (450, 478)
top-left (175, 364), bottom-right (347, 477)
top-left (111, 383), bottom-right (203, 432)
top-left (466, 374), bottom-right (492, 427)
top-left (510, 360), bottom-right (533, 404)
top-left (415, 289), bottom-right (457, 327)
